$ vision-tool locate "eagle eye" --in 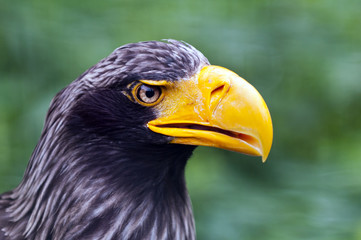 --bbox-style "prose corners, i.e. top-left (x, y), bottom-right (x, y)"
top-left (134, 84), bottom-right (162, 106)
